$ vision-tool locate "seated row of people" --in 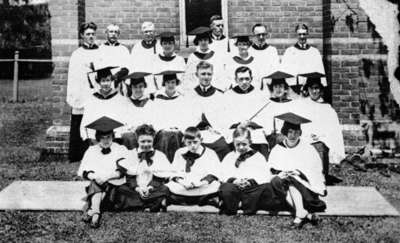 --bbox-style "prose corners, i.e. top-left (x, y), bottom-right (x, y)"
top-left (78, 117), bottom-right (326, 229)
